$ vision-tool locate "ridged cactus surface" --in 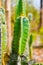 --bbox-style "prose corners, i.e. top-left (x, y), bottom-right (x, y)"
top-left (12, 16), bottom-right (29, 55)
